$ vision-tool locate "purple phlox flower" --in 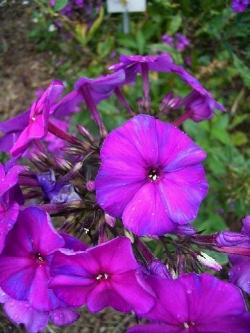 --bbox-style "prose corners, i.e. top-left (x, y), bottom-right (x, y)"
top-left (127, 273), bottom-right (250, 333)
top-left (182, 90), bottom-right (224, 122)
top-left (0, 163), bottom-right (25, 253)
top-left (108, 54), bottom-right (173, 84)
top-left (175, 224), bottom-right (196, 236)
top-left (216, 231), bottom-right (250, 247)
top-left (0, 85), bottom-right (81, 156)
top-left (0, 110), bottom-right (29, 153)
top-left (160, 92), bottom-right (183, 113)
top-left (52, 90), bottom-right (82, 119)
top-left (229, 215), bottom-right (250, 293)
top-left (37, 169), bottom-right (80, 203)
top-left (86, 180), bottom-right (95, 192)
top-left (95, 115), bottom-right (208, 236)
top-left (143, 260), bottom-right (171, 279)
top-left (74, 70), bottom-right (125, 135)
top-left (50, 237), bottom-right (155, 314)
top-left (75, 70), bottom-right (125, 104)
top-left (49, 0), bottom-right (56, 6)
top-left (60, 232), bottom-right (89, 251)
top-left (0, 207), bottom-right (65, 311)
top-left (74, 0), bottom-right (84, 7)
top-left (104, 213), bottom-right (116, 227)
top-left (175, 33), bottom-right (190, 52)
top-left (0, 287), bottom-right (79, 333)
top-left (232, 0), bottom-right (250, 12)
top-left (9, 80), bottom-right (64, 157)
top-left (109, 54), bottom-right (225, 117)
top-left (42, 117), bottom-right (69, 154)
top-left (162, 34), bottom-right (174, 47)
